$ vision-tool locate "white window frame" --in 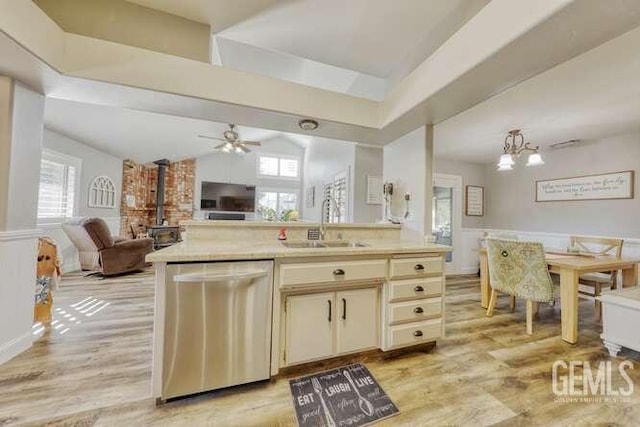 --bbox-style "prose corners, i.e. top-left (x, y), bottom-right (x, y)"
top-left (37, 149), bottom-right (82, 224)
top-left (256, 153), bottom-right (301, 180)
top-left (256, 187), bottom-right (300, 215)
